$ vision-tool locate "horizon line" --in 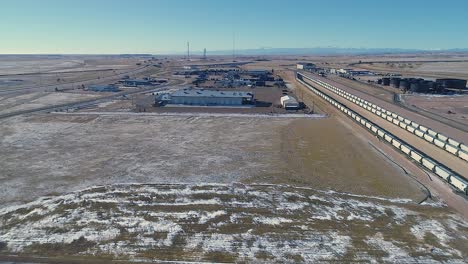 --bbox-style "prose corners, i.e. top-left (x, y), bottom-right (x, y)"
top-left (1, 47), bottom-right (468, 56)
